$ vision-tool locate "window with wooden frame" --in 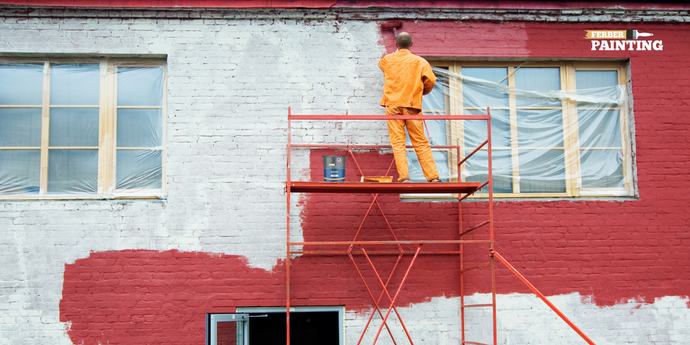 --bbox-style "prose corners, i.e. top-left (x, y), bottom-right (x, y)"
top-left (405, 60), bottom-right (633, 199)
top-left (0, 59), bottom-right (166, 200)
